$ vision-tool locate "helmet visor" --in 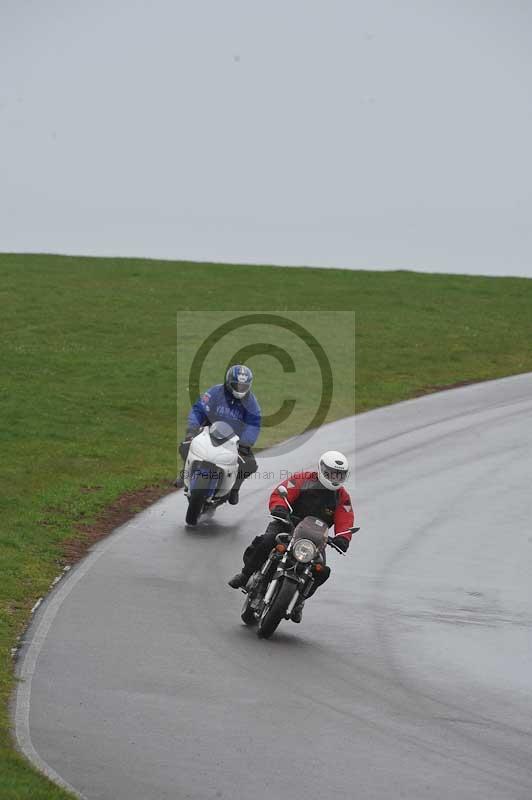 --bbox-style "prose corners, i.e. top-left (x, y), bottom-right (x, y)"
top-left (319, 460), bottom-right (348, 487)
top-left (229, 379), bottom-right (251, 397)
